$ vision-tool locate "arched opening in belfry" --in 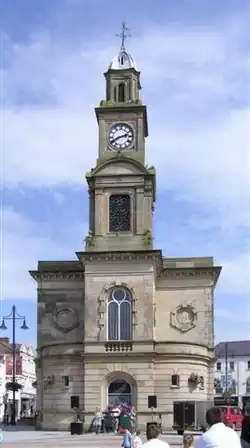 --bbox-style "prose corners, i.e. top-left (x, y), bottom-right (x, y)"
top-left (118, 83), bottom-right (125, 102)
top-left (113, 86), bottom-right (117, 102)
